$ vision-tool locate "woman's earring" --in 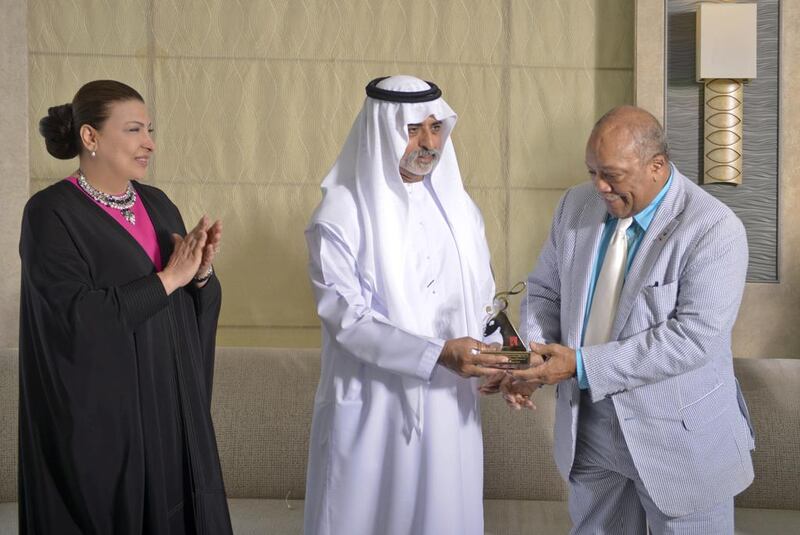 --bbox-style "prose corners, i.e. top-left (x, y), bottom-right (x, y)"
top-left (91, 150), bottom-right (96, 157)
